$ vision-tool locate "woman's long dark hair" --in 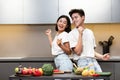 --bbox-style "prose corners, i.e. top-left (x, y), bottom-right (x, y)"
top-left (55, 15), bottom-right (71, 33)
